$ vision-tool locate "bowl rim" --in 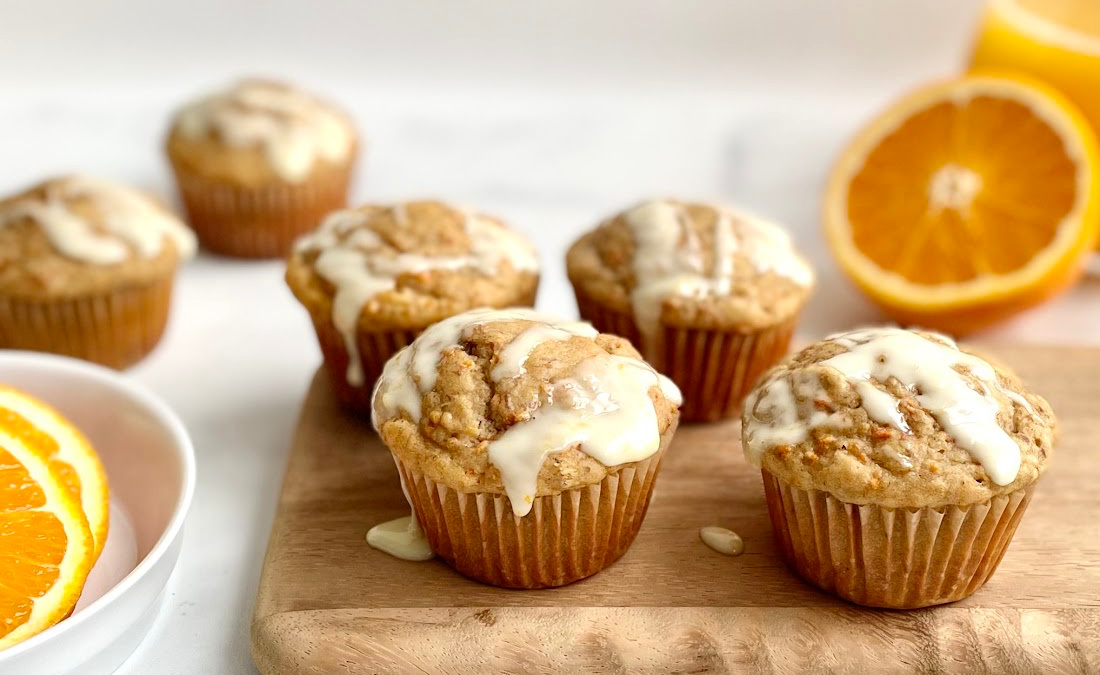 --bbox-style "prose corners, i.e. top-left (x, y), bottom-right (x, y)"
top-left (0, 350), bottom-right (196, 660)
